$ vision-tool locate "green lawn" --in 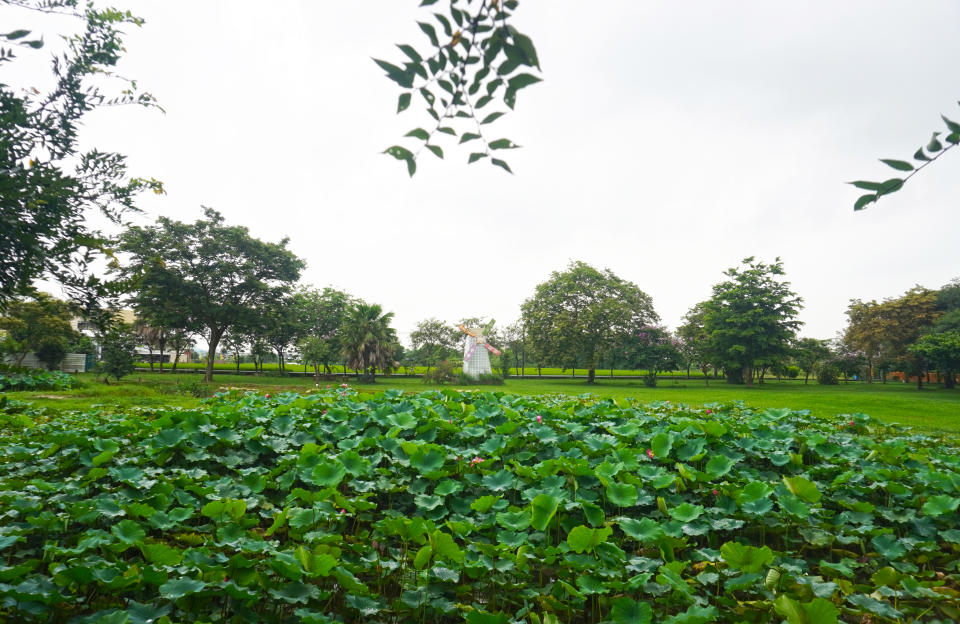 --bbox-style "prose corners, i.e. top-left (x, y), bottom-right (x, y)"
top-left (6, 371), bottom-right (959, 434)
